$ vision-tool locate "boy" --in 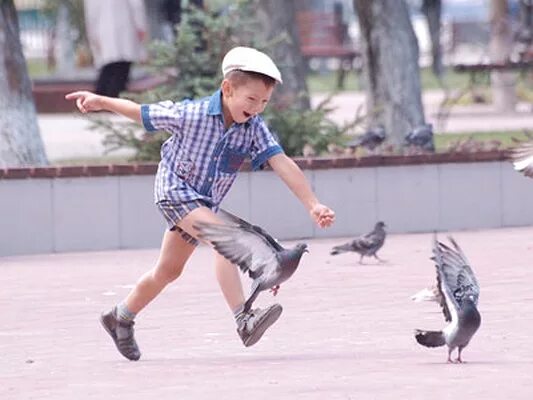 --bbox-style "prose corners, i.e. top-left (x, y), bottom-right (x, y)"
top-left (66, 46), bottom-right (335, 361)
